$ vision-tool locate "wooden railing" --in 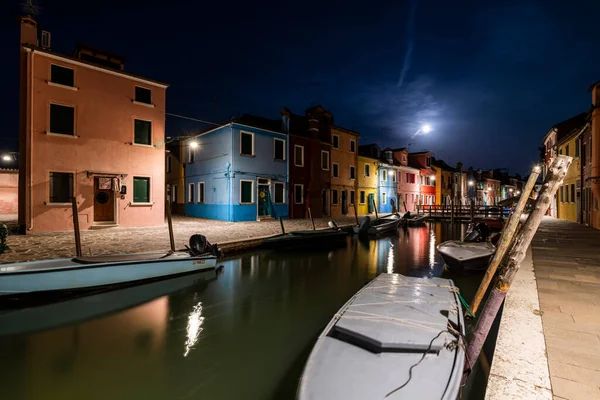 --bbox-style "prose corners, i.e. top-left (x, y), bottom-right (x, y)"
top-left (415, 204), bottom-right (508, 219)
